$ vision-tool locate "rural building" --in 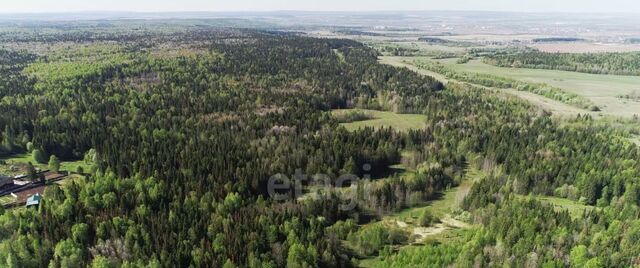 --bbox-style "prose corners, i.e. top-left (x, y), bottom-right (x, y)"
top-left (26, 193), bottom-right (42, 208)
top-left (0, 175), bottom-right (13, 188)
